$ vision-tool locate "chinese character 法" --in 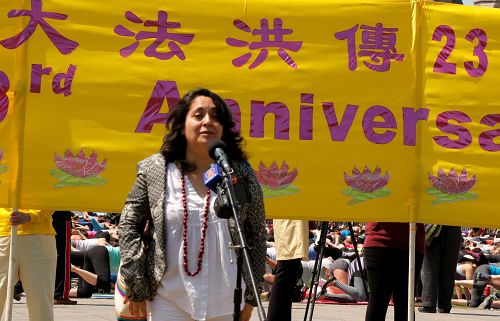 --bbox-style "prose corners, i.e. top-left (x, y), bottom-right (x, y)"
top-left (114, 10), bottom-right (195, 60)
